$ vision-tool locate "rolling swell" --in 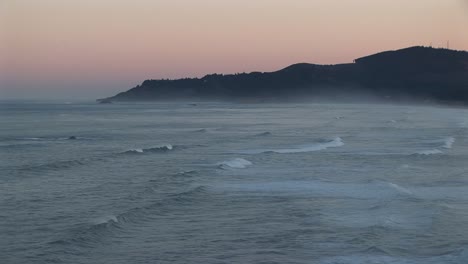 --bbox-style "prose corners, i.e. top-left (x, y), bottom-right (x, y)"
top-left (17, 158), bottom-right (98, 174)
top-left (254, 132), bottom-right (272, 137)
top-left (47, 185), bottom-right (209, 252)
top-left (16, 144), bottom-right (181, 175)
